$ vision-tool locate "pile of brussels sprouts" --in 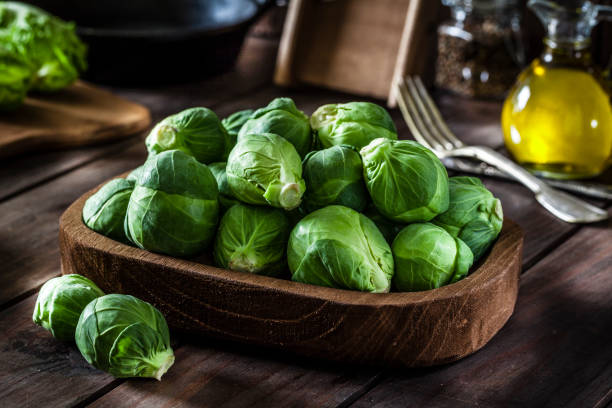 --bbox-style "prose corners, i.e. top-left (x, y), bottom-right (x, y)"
top-left (0, 2), bottom-right (87, 110)
top-left (83, 97), bottom-right (503, 294)
top-left (33, 274), bottom-right (174, 380)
